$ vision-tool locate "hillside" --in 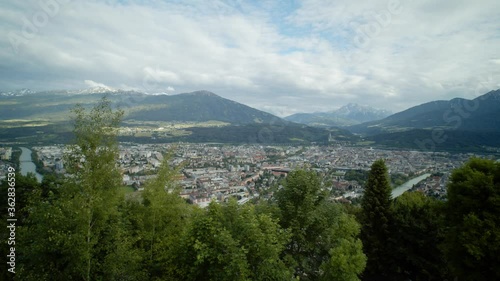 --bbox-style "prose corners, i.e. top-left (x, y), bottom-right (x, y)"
top-left (349, 89), bottom-right (500, 135)
top-left (0, 89), bottom-right (349, 144)
top-left (124, 91), bottom-right (280, 124)
top-left (0, 90), bottom-right (278, 124)
top-left (285, 103), bottom-right (391, 127)
top-left (346, 89), bottom-right (500, 151)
